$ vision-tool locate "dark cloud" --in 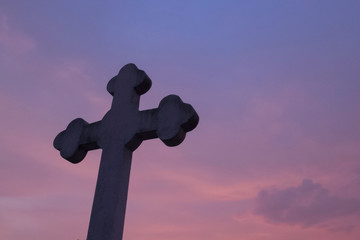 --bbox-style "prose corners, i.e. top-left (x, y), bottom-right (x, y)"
top-left (254, 179), bottom-right (360, 228)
